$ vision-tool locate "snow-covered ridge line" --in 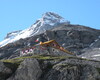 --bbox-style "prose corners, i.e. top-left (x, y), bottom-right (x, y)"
top-left (0, 12), bottom-right (70, 47)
